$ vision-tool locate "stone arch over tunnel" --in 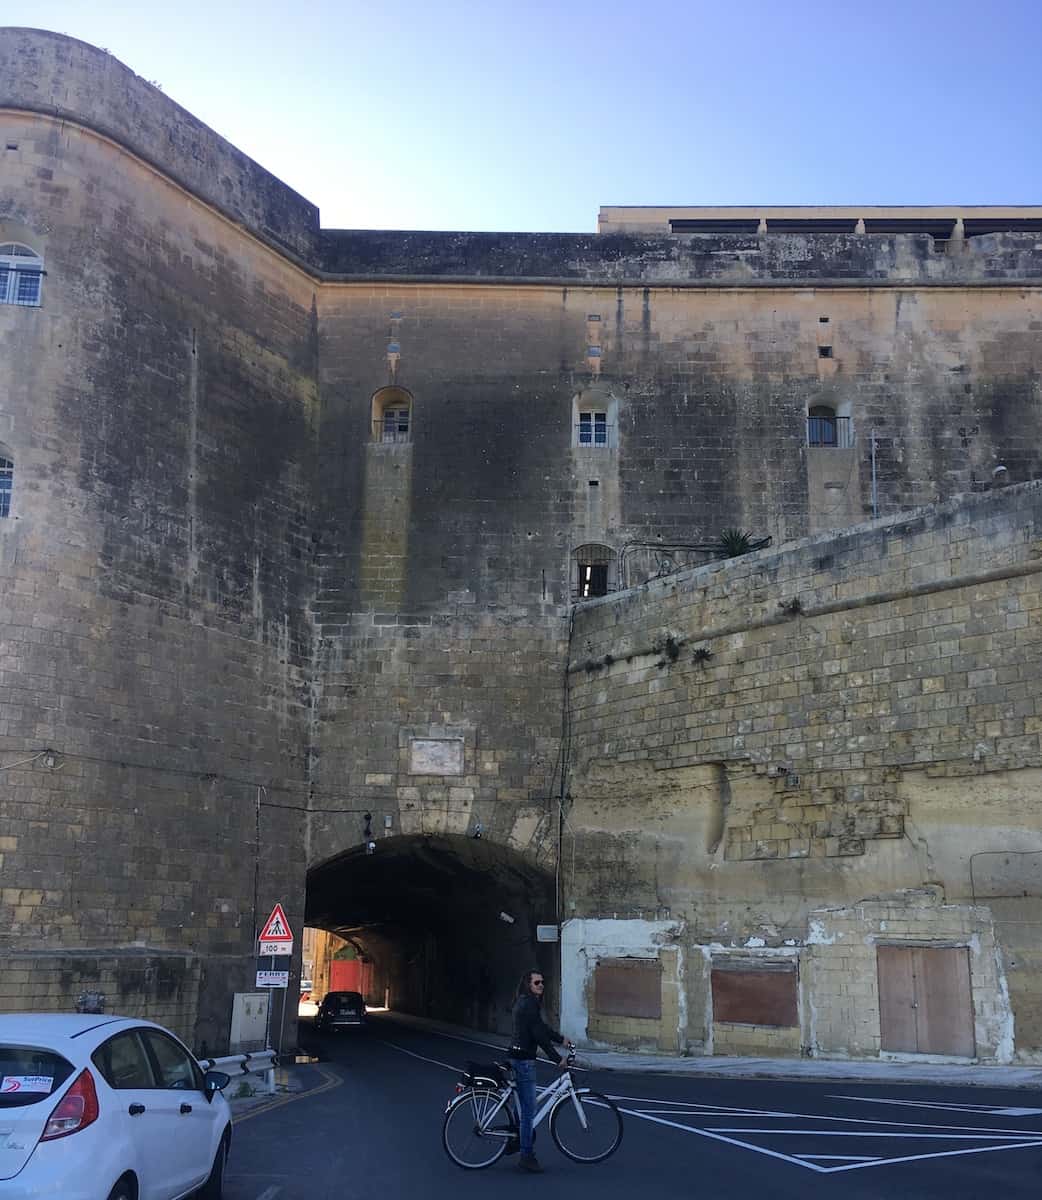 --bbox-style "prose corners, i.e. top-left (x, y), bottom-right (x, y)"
top-left (305, 833), bottom-right (558, 1035)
